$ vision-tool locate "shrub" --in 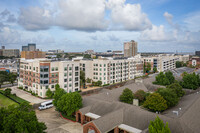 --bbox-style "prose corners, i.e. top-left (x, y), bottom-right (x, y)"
top-left (133, 90), bottom-right (147, 103)
top-left (167, 83), bottom-right (185, 97)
